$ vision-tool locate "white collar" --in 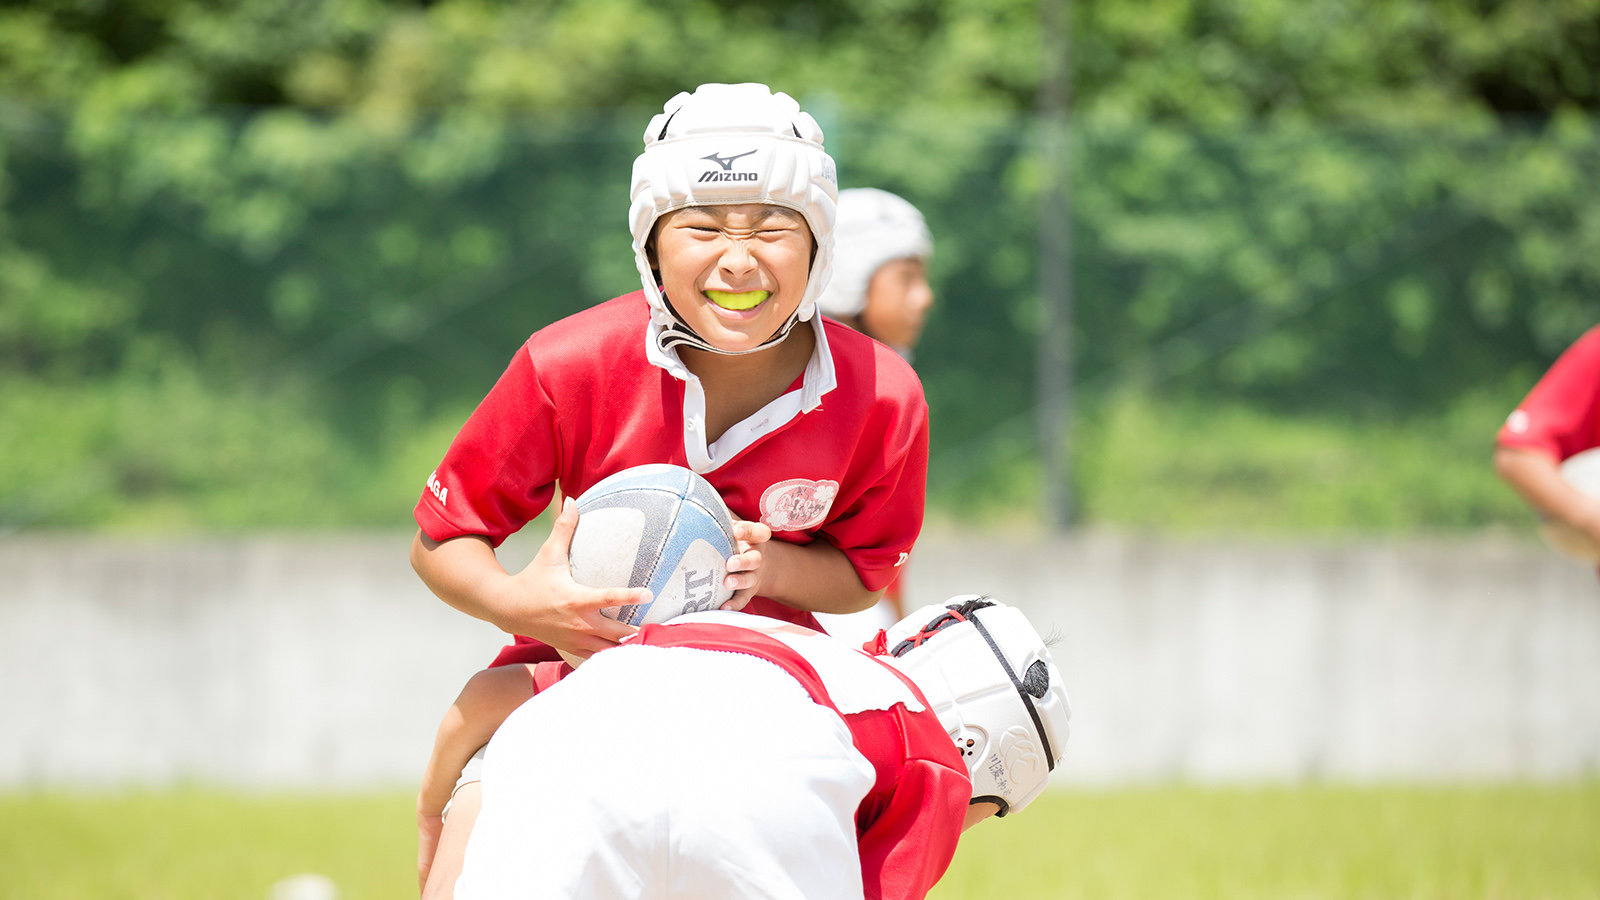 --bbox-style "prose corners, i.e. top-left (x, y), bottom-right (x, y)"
top-left (644, 316), bottom-right (837, 473)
